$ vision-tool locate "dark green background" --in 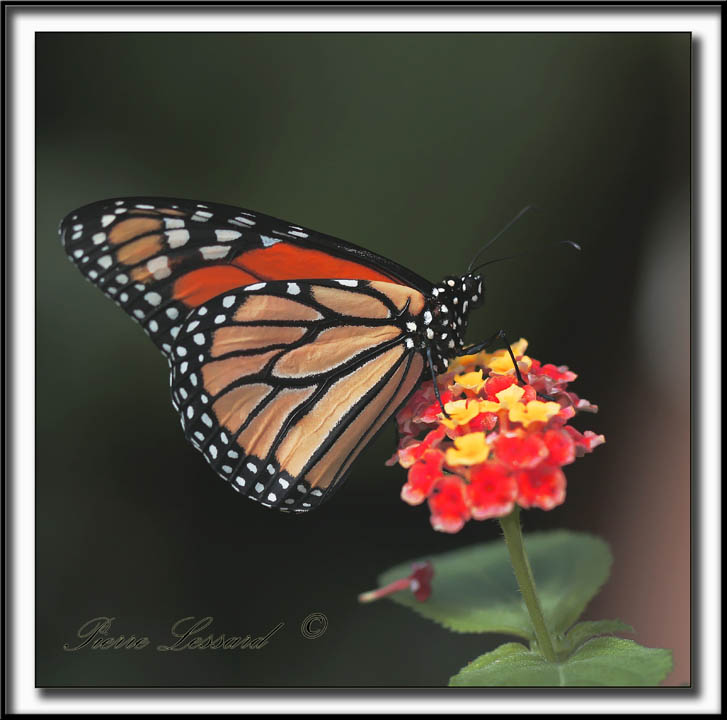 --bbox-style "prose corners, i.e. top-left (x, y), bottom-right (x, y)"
top-left (36, 32), bottom-right (690, 686)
